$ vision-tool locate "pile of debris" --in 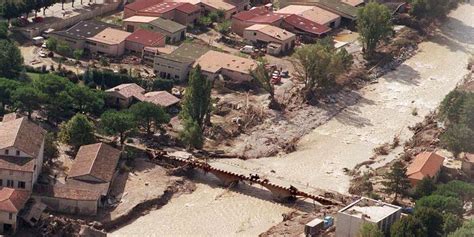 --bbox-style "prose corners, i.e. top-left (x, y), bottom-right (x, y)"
top-left (35, 214), bottom-right (104, 237)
